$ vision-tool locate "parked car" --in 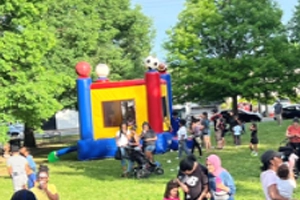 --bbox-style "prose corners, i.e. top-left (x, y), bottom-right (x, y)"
top-left (281, 104), bottom-right (300, 120)
top-left (220, 109), bottom-right (262, 123)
